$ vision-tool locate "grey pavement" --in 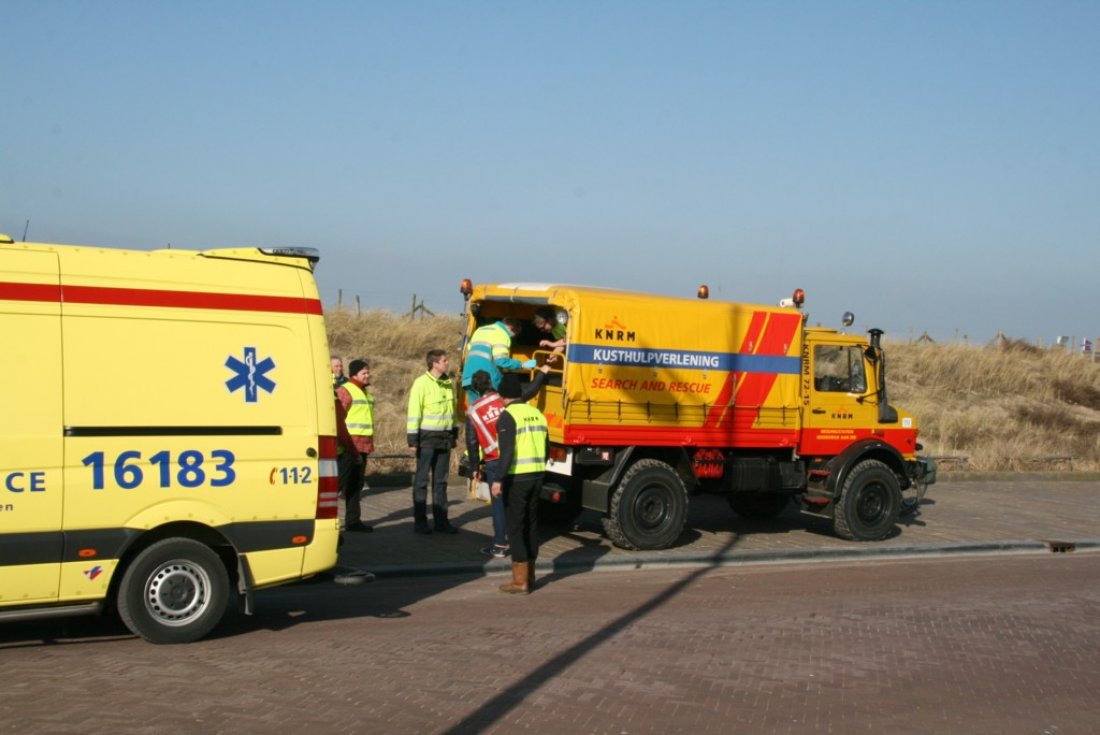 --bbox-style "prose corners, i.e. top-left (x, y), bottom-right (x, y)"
top-left (6, 475), bottom-right (1100, 734)
top-left (339, 473), bottom-right (1100, 578)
